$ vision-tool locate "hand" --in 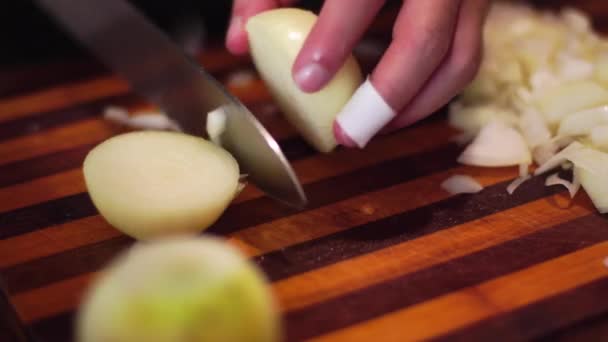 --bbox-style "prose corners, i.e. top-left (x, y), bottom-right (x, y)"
top-left (226, 0), bottom-right (490, 147)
